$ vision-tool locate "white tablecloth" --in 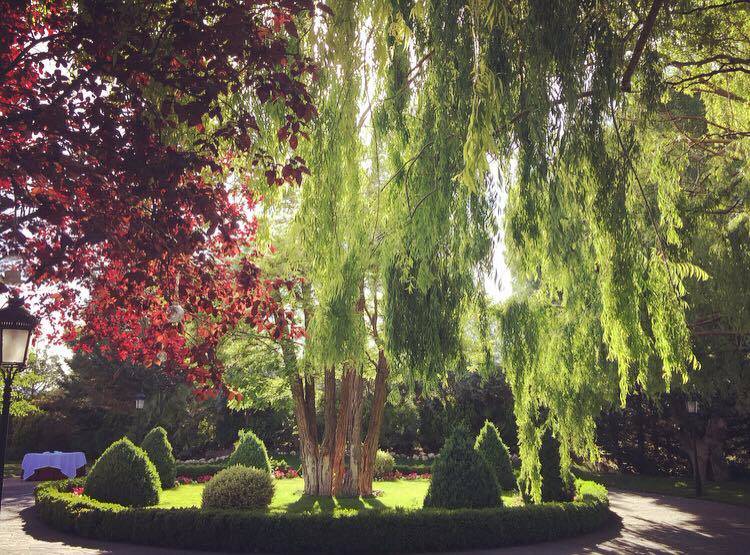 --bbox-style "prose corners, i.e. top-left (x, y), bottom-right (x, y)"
top-left (21, 451), bottom-right (87, 480)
